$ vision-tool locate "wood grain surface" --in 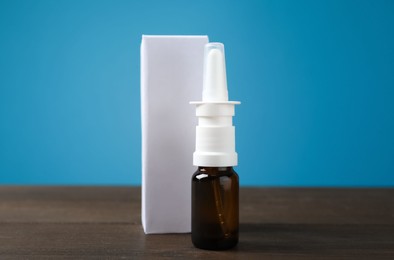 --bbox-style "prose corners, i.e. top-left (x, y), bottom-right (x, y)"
top-left (0, 187), bottom-right (393, 259)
